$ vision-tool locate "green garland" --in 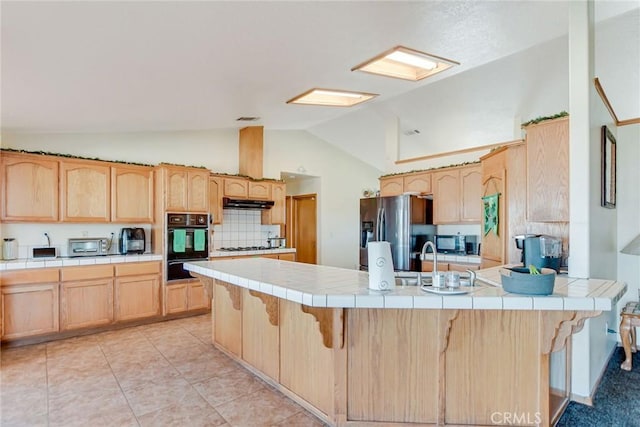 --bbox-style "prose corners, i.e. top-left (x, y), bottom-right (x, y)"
top-left (379, 160), bottom-right (481, 178)
top-left (521, 111), bottom-right (569, 128)
top-left (1, 148), bottom-right (283, 181)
